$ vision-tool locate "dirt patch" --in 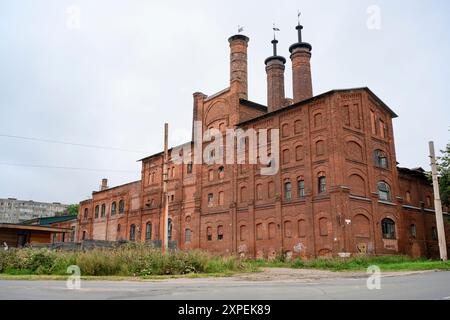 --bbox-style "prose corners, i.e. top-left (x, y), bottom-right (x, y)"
top-left (231, 268), bottom-right (433, 282)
